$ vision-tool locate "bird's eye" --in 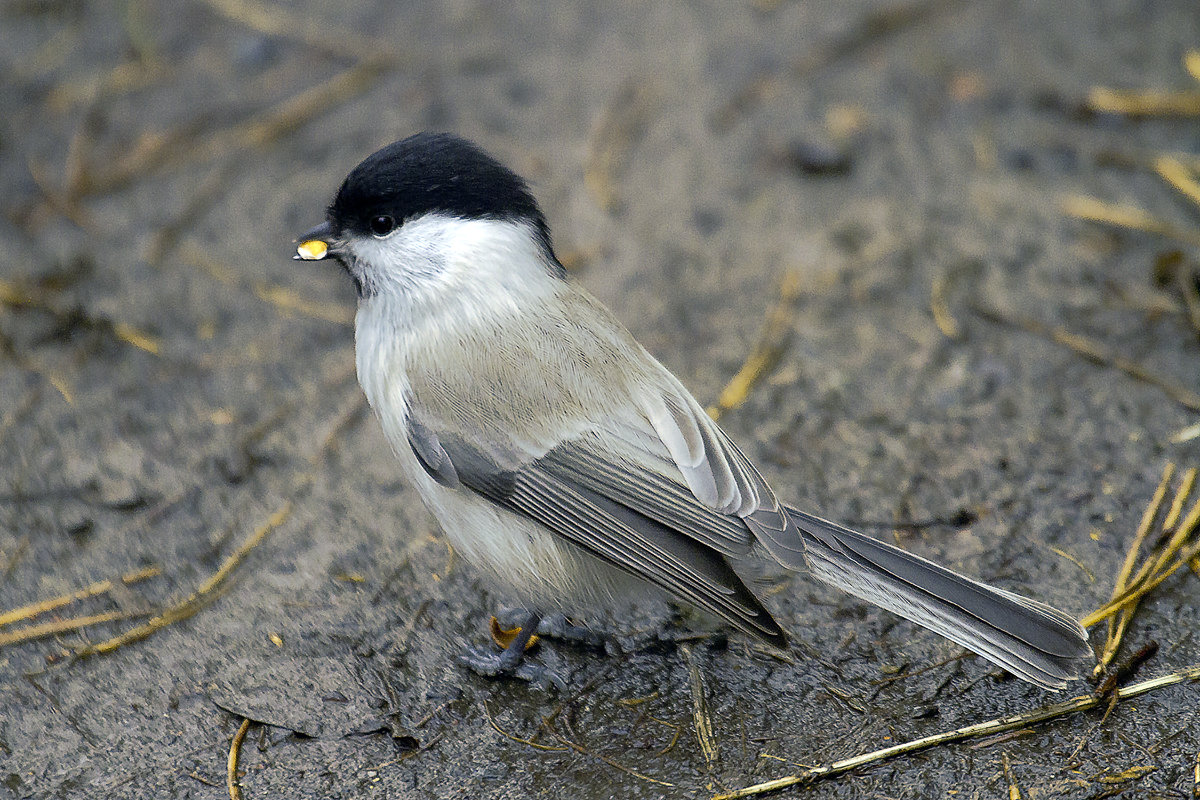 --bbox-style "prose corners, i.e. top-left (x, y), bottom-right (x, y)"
top-left (369, 215), bottom-right (396, 237)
